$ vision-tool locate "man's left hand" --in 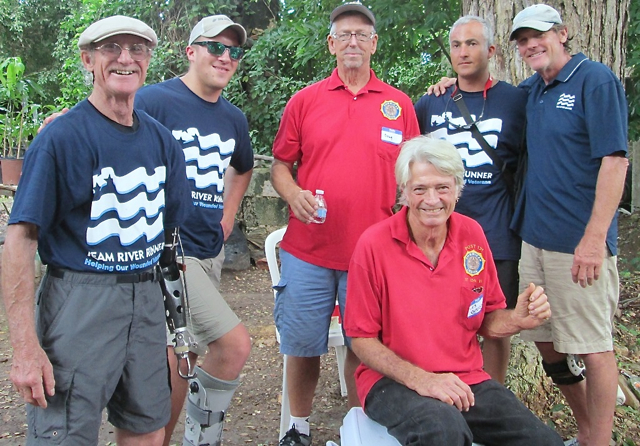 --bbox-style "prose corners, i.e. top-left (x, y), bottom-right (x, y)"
top-left (571, 233), bottom-right (605, 287)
